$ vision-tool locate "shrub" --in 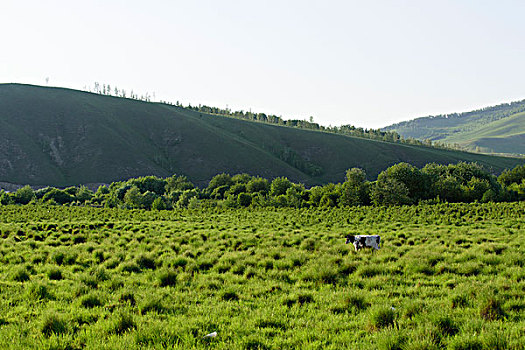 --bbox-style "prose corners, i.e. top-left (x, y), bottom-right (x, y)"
top-left (237, 192), bottom-right (252, 207)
